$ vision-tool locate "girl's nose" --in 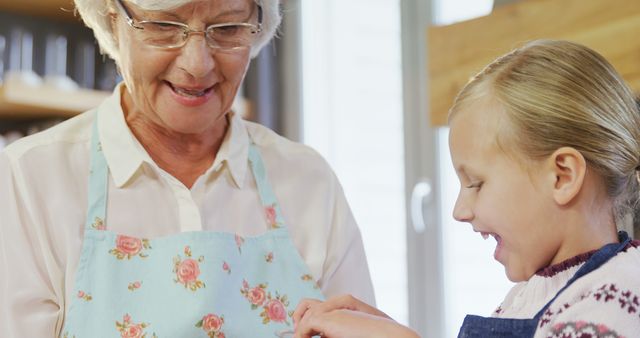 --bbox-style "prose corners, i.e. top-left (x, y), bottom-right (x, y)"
top-left (452, 193), bottom-right (473, 222)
